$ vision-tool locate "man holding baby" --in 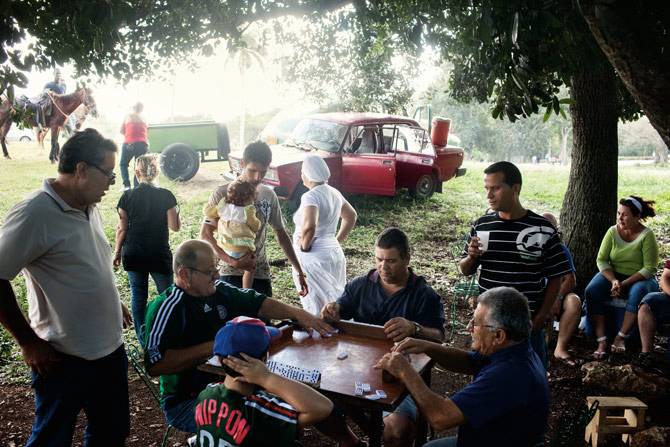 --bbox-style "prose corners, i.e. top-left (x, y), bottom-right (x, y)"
top-left (459, 161), bottom-right (571, 367)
